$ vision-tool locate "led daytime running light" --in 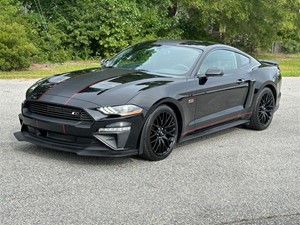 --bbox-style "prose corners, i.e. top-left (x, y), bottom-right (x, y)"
top-left (98, 127), bottom-right (131, 132)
